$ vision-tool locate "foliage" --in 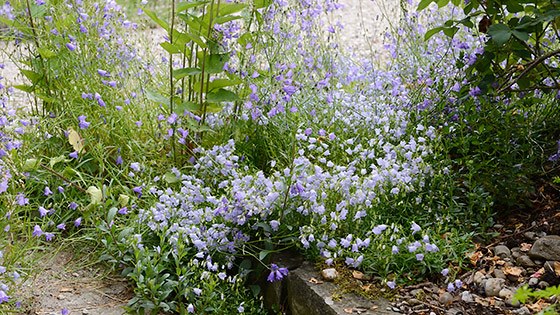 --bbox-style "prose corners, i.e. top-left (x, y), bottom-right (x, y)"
top-left (514, 285), bottom-right (560, 315)
top-left (419, 0), bottom-right (560, 96)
